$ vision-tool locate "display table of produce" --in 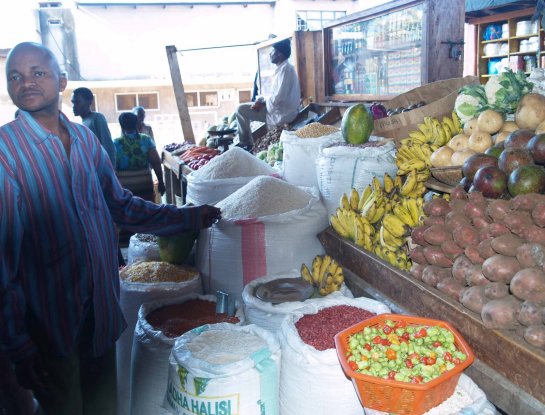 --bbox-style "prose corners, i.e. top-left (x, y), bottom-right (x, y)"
top-left (318, 227), bottom-right (545, 414)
